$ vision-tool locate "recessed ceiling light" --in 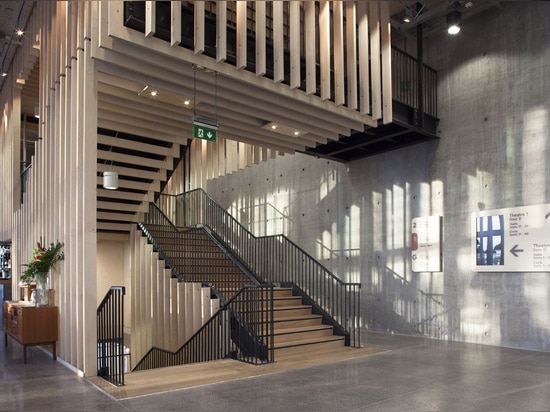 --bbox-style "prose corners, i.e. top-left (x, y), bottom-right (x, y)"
top-left (15, 28), bottom-right (24, 37)
top-left (262, 122), bottom-right (307, 138)
top-left (150, 90), bottom-right (158, 97)
top-left (184, 99), bottom-right (191, 106)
